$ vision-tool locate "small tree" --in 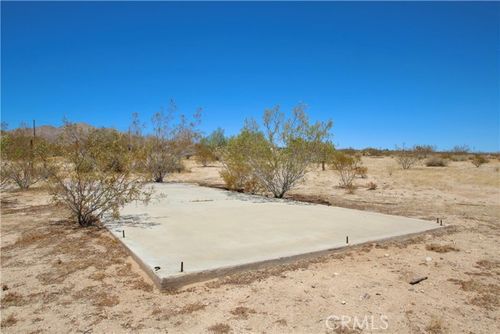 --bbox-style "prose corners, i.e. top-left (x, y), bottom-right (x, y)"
top-left (220, 104), bottom-right (332, 198)
top-left (395, 145), bottom-right (419, 170)
top-left (471, 155), bottom-right (488, 168)
top-left (330, 152), bottom-right (362, 188)
top-left (47, 123), bottom-right (151, 227)
top-left (315, 141), bottom-right (335, 171)
top-left (0, 125), bottom-right (48, 189)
